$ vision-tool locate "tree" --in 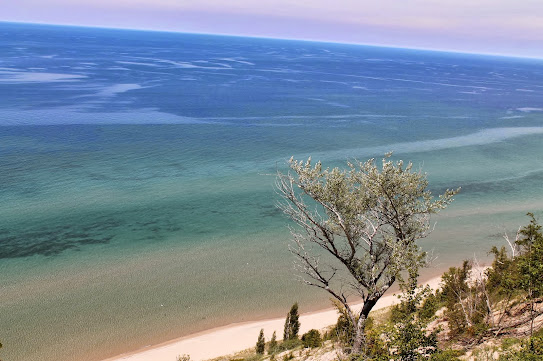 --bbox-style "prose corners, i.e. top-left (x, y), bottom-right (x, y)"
top-left (256, 329), bottom-right (265, 354)
top-left (269, 331), bottom-right (278, 354)
top-left (276, 154), bottom-right (458, 354)
top-left (283, 302), bottom-right (300, 341)
top-left (441, 261), bottom-right (488, 337)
